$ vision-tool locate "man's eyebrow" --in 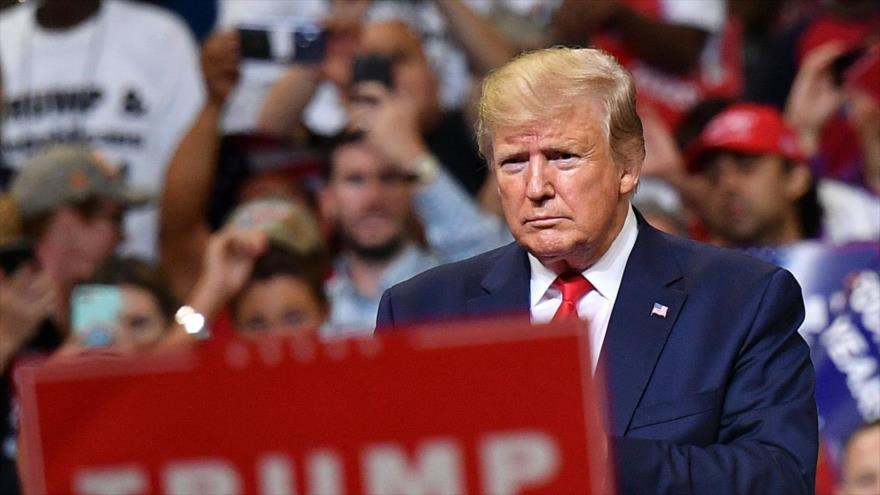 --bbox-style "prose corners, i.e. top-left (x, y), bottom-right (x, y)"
top-left (542, 136), bottom-right (590, 149)
top-left (495, 151), bottom-right (530, 164)
top-left (542, 140), bottom-right (596, 156)
top-left (540, 146), bottom-right (576, 156)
